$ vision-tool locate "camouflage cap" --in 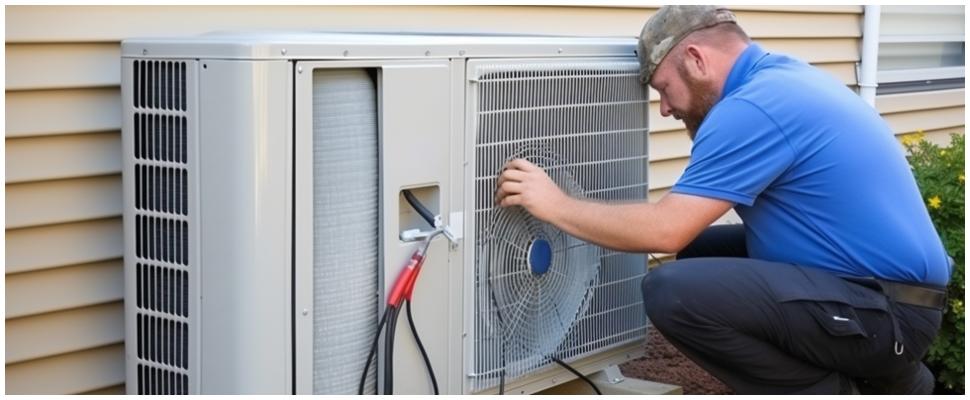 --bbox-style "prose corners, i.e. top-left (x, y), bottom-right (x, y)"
top-left (637, 5), bottom-right (738, 84)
